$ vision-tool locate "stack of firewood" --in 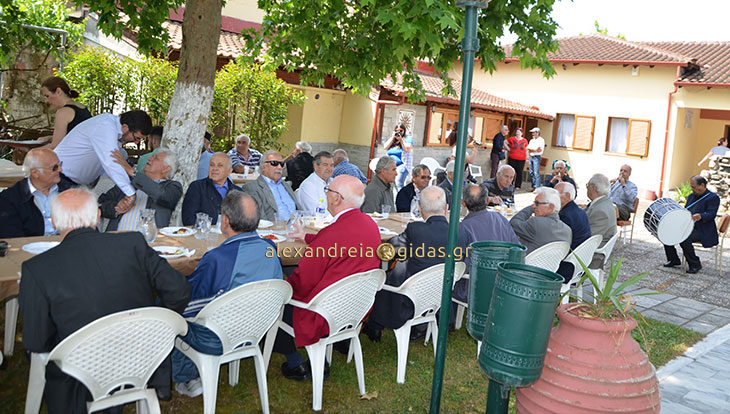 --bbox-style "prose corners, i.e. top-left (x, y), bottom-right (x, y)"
top-left (702, 156), bottom-right (730, 212)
